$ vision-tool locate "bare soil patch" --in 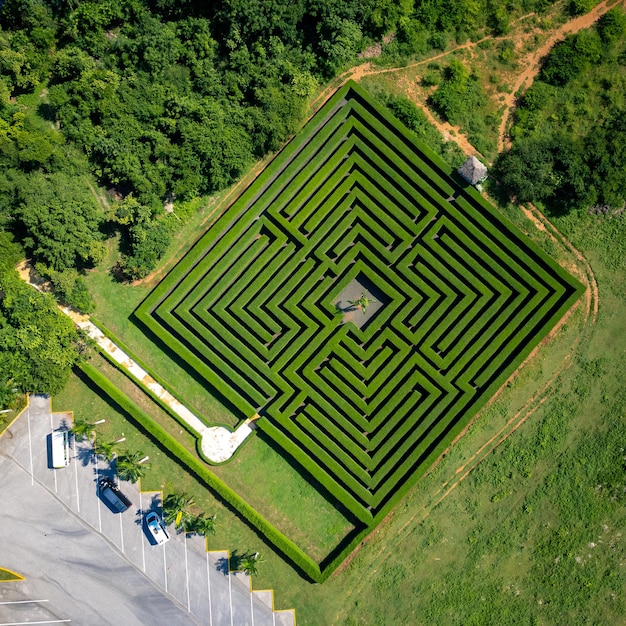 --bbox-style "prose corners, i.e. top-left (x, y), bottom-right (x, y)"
top-left (498, 0), bottom-right (621, 152)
